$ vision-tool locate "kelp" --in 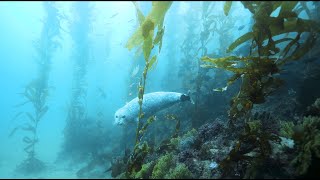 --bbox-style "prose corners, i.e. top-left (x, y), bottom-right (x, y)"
top-left (124, 1), bottom-right (172, 177)
top-left (201, 1), bottom-right (320, 121)
top-left (126, 1), bottom-right (172, 52)
top-left (113, 115), bottom-right (181, 178)
top-left (223, 1), bottom-right (232, 16)
top-left (178, 5), bottom-right (201, 92)
top-left (202, 55), bottom-right (283, 119)
top-left (191, 2), bottom-right (224, 128)
top-left (155, 115), bottom-right (181, 154)
top-left (58, 1), bottom-right (93, 163)
top-left (11, 2), bottom-right (62, 175)
top-left (219, 119), bottom-right (281, 178)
